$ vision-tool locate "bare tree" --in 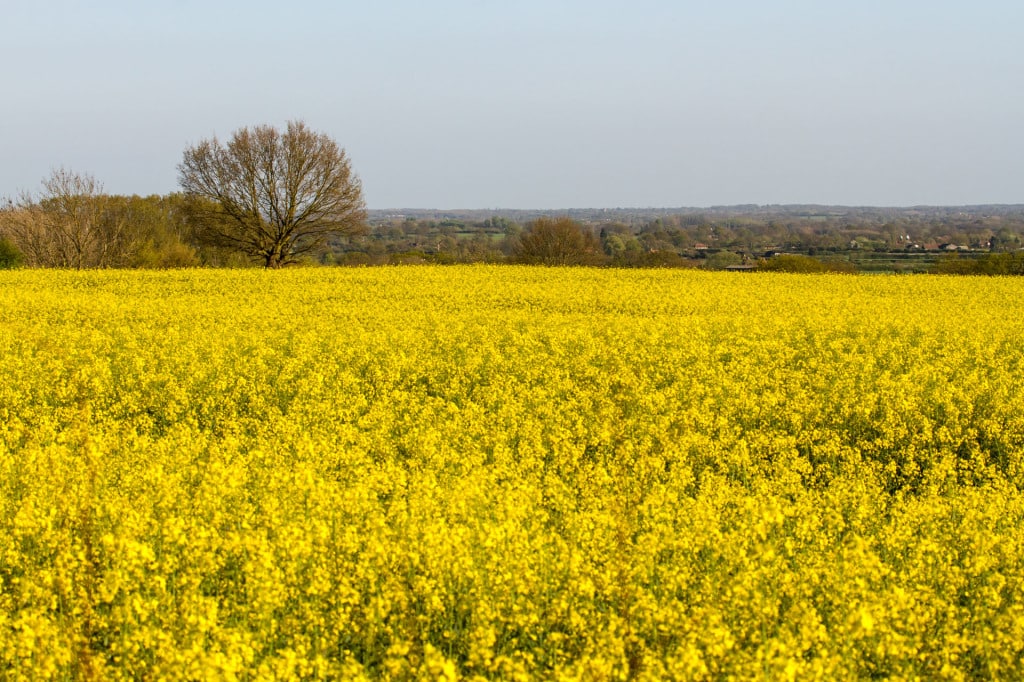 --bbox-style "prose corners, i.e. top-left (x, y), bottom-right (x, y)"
top-left (1, 197), bottom-right (51, 266)
top-left (178, 121), bottom-right (367, 268)
top-left (0, 169), bottom-right (125, 268)
top-left (514, 216), bottom-right (604, 266)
